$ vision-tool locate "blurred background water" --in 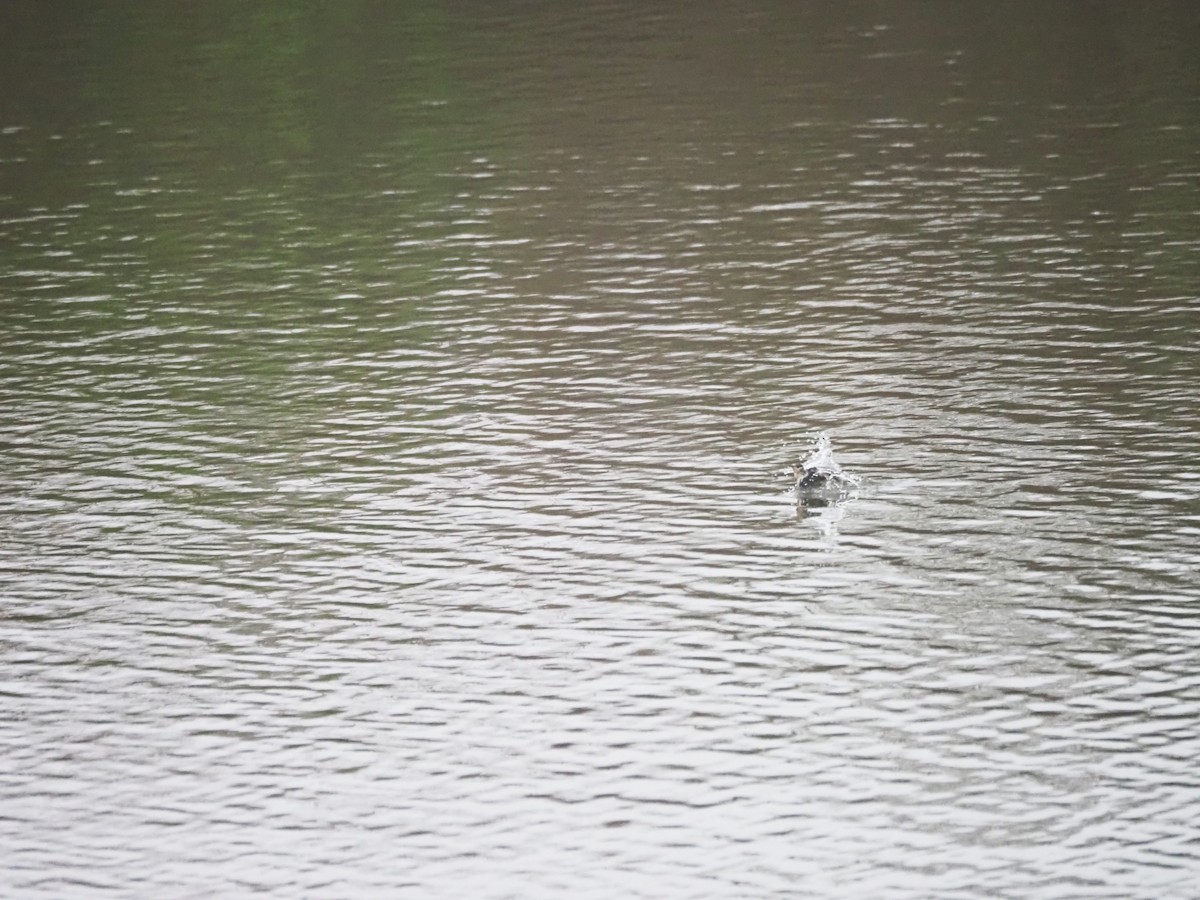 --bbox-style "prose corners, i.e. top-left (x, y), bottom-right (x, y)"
top-left (2, 1), bottom-right (1199, 897)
